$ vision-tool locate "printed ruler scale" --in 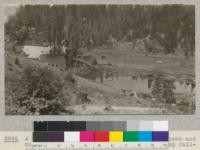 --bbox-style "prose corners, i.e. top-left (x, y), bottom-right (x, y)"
top-left (29, 142), bottom-right (169, 150)
top-left (1, 131), bottom-right (200, 150)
